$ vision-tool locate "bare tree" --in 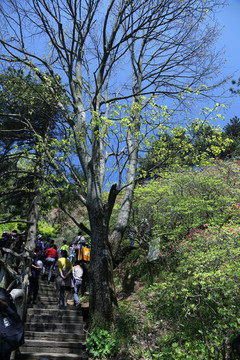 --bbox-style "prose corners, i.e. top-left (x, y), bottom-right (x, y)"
top-left (0, 0), bottom-right (227, 327)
